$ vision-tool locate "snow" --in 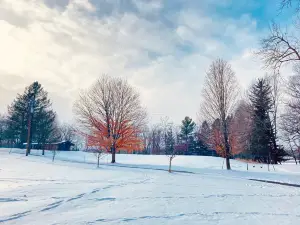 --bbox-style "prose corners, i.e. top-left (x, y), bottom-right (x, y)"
top-left (1, 148), bottom-right (300, 225)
